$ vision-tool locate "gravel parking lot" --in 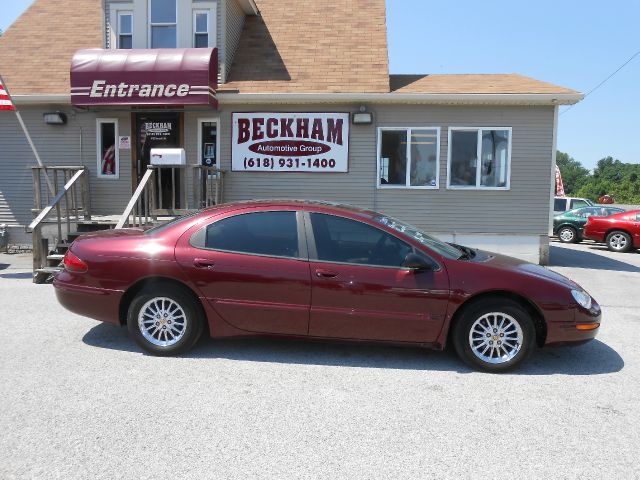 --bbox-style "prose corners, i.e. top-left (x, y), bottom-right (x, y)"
top-left (1, 242), bottom-right (639, 479)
